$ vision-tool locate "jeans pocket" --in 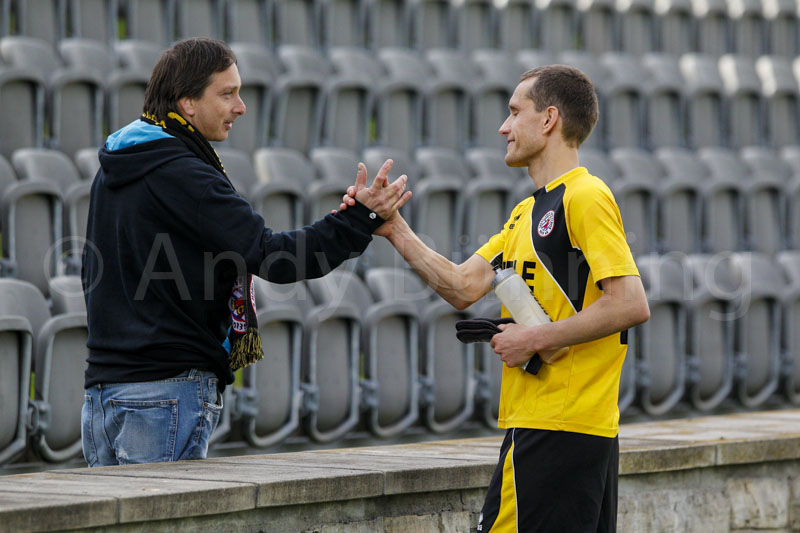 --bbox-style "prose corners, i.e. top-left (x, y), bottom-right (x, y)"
top-left (109, 399), bottom-right (178, 464)
top-left (81, 395), bottom-right (98, 467)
